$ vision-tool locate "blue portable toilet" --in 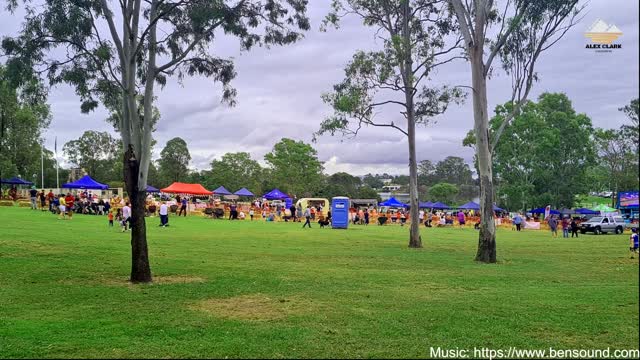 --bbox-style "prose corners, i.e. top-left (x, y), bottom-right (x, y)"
top-left (284, 197), bottom-right (293, 209)
top-left (331, 196), bottom-right (350, 229)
